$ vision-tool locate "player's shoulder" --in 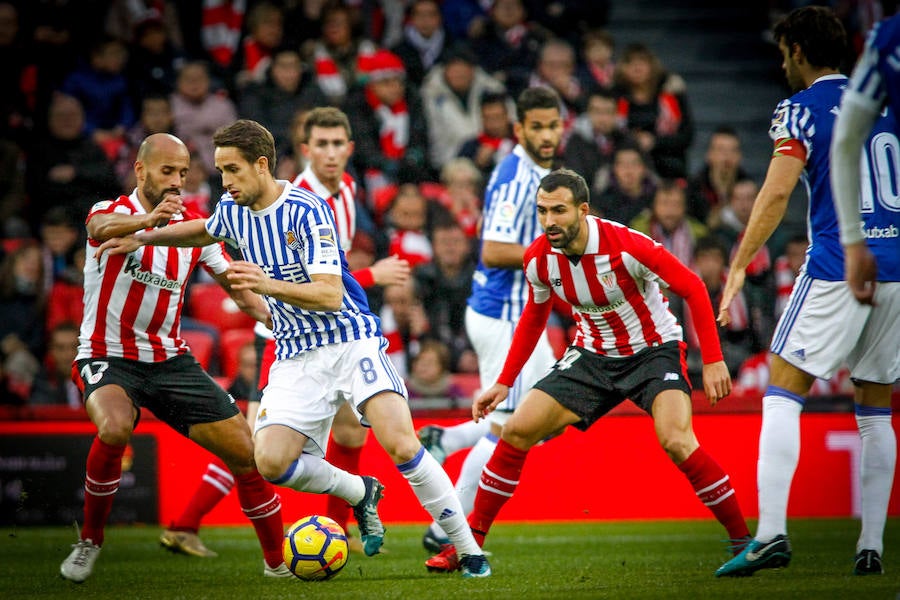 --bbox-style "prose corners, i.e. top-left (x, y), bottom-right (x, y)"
top-left (871, 14), bottom-right (900, 52)
top-left (88, 194), bottom-right (133, 217)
